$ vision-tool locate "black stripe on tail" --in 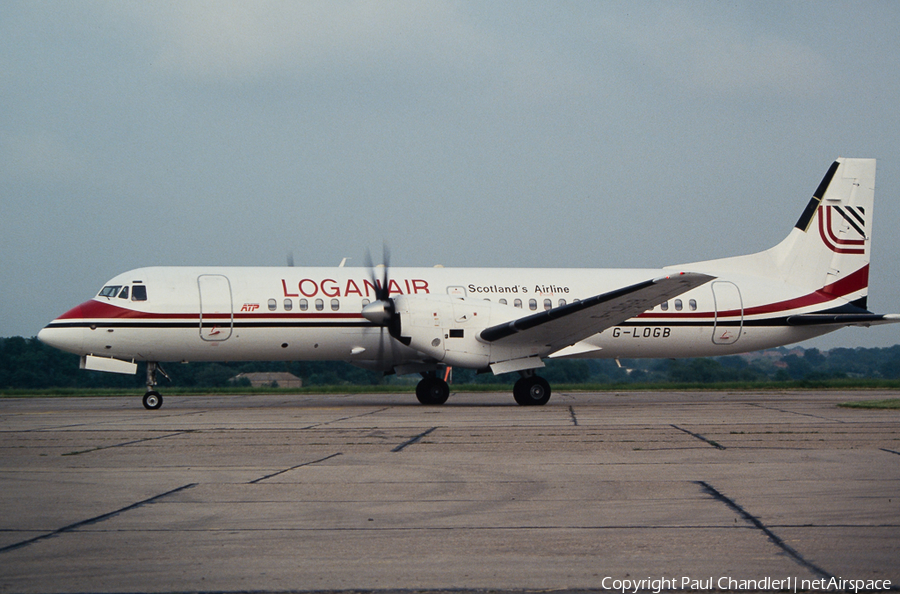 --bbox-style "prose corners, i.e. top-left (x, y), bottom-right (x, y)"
top-left (795, 160), bottom-right (840, 232)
